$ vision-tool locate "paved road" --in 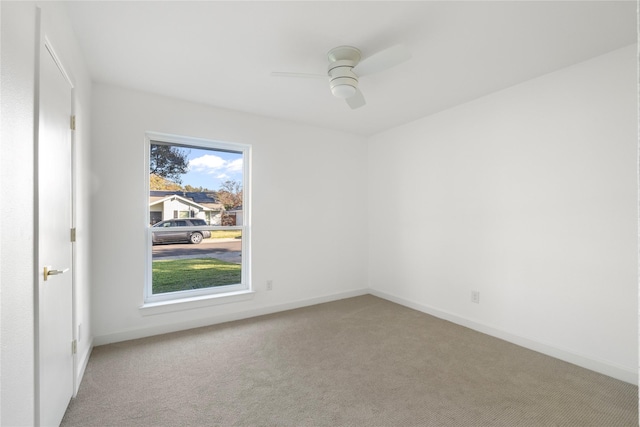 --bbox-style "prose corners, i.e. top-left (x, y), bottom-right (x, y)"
top-left (152, 238), bottom-right (242, 263)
